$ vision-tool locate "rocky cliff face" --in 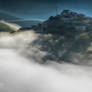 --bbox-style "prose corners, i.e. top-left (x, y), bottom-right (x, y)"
top-left (33, 10), bottom-right (92, 35)
top-left (28, 10), bottom-right (92, 65)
